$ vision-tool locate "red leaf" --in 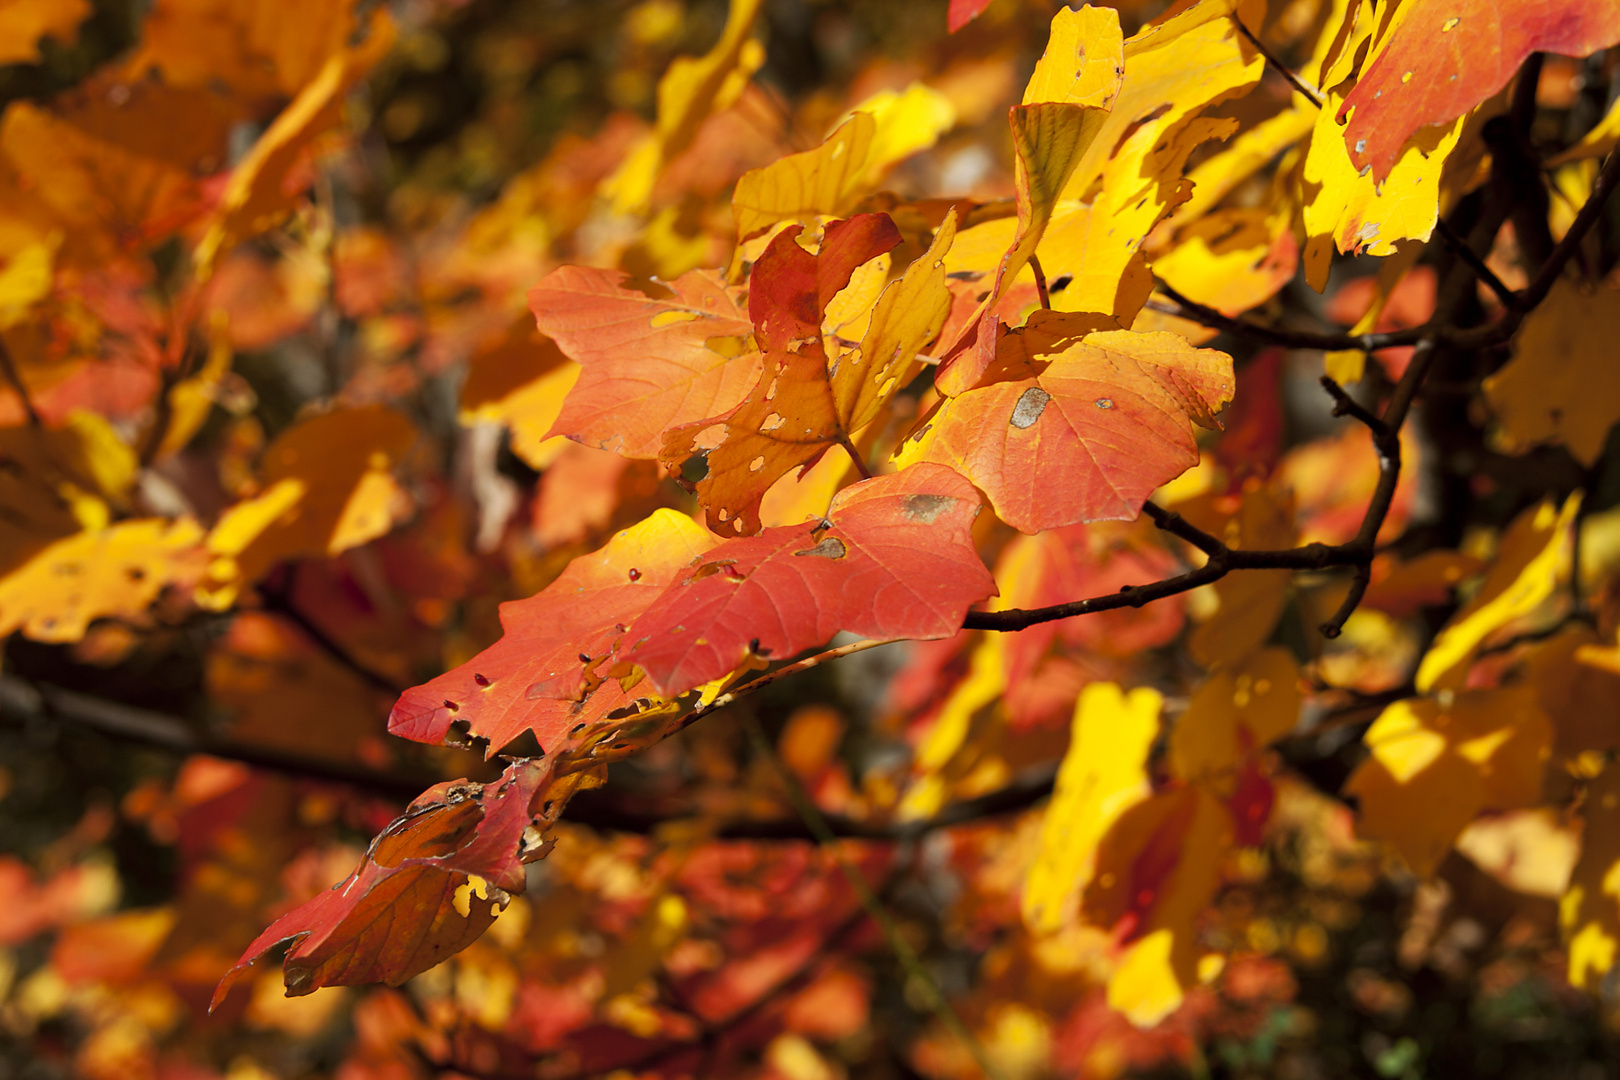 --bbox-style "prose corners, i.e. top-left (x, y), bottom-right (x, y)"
top-left (388, 508), bottom-right (716, 755)
top-left (948, 0), bottom-right (995, 33)
top-left (1341, 0), bottom-right (1620, 180)
top-left (531, 267), bottom-right (760, 458)
top-left (212, 759), bottom-right (549, 1008)
top-left (902, 329), bottom-right (1233, 532)
top-left (622, 464), bottom-right (996, 697)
